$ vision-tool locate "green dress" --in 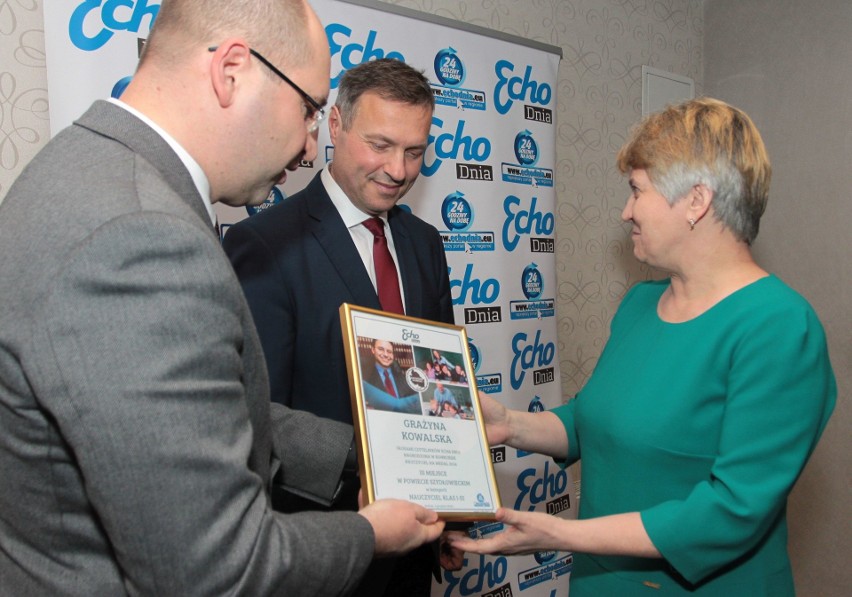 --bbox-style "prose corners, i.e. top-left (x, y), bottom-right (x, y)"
top-left (551, 275), bottom-right (836, 595)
